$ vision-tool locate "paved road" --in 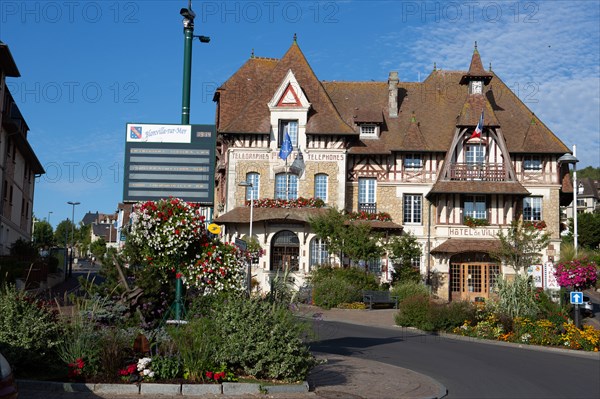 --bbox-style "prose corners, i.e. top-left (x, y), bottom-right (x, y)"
top-left (310, 321), bottom-right (600, 399)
